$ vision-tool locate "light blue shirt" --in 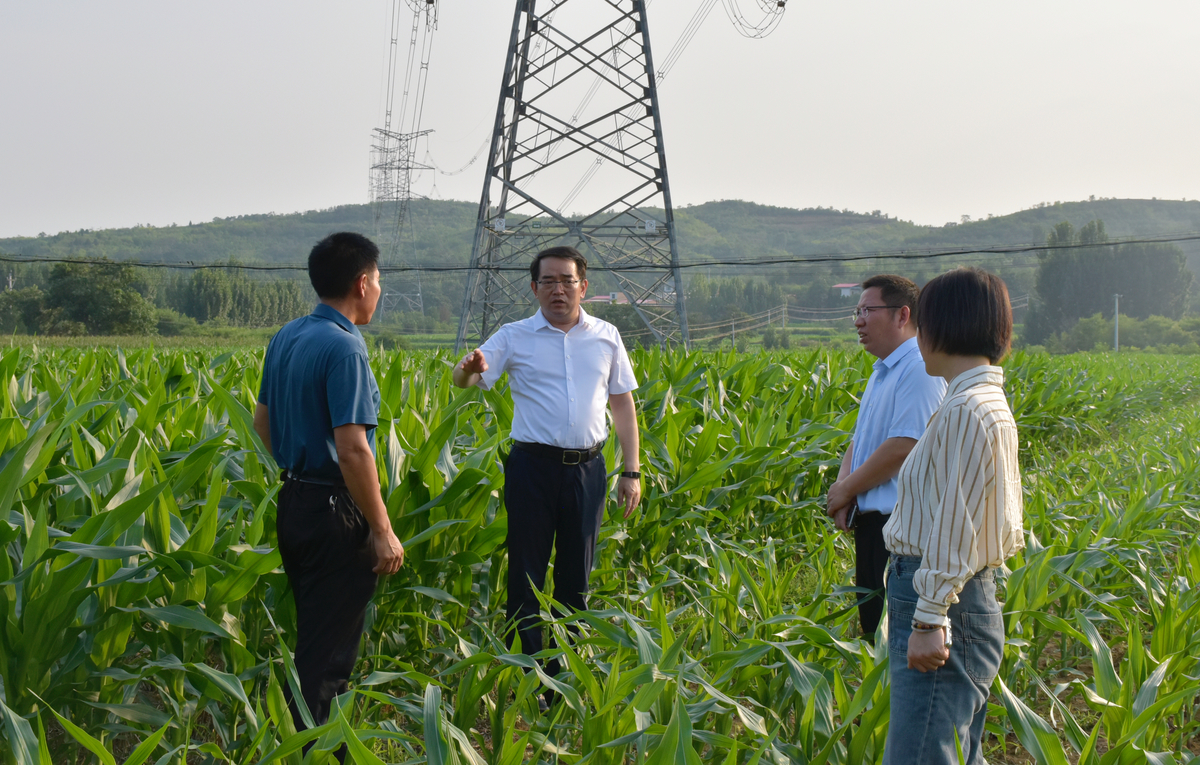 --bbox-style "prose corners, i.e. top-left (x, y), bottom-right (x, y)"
top-left (851, 336), bottom-right (946, 514)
